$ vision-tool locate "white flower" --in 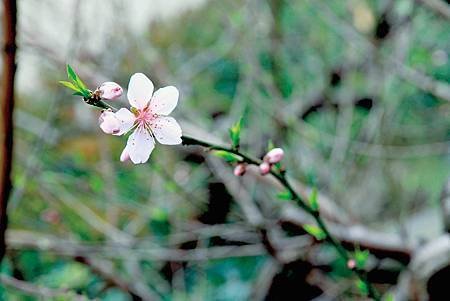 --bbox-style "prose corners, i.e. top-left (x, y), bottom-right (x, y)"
top-left (99, 73), bottom-right (182, 164)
